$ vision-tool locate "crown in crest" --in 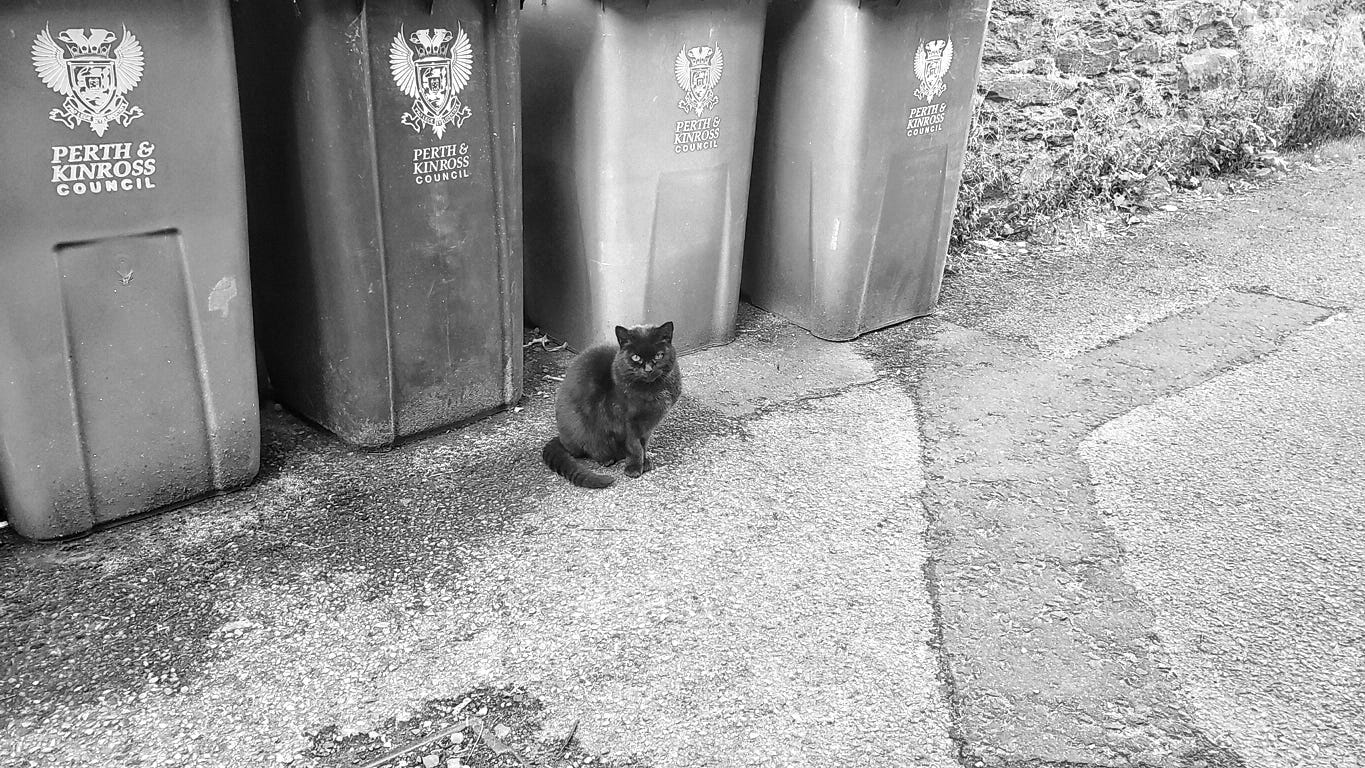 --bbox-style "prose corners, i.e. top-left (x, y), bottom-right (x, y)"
top-left (58, 28), bottom-right (116, 57)
top-left (686, 46), bottom-right (714, 65)
top-left (409, 28), bottom-right (454, 61)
